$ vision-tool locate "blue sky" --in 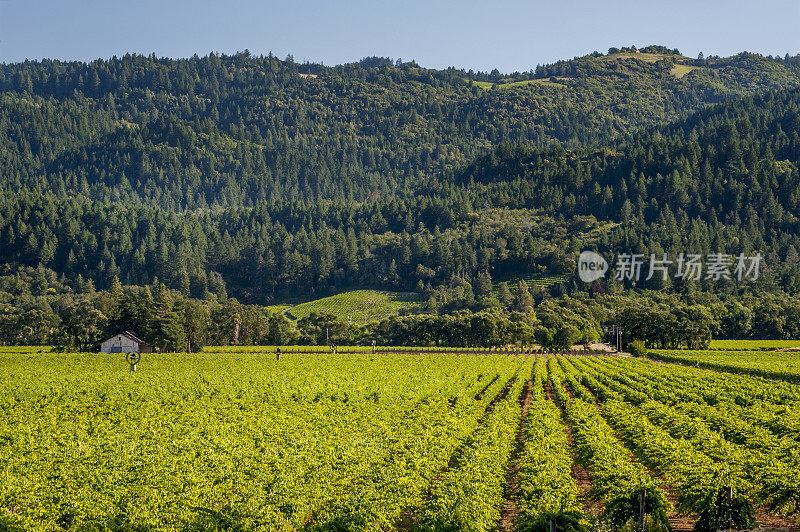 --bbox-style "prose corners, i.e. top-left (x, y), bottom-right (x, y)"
top-left (1, 0), bottom-right (799, 72)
